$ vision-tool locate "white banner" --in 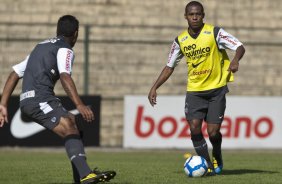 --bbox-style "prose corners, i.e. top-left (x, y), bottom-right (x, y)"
top-left (123, 96), bottom-right (282, 149)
